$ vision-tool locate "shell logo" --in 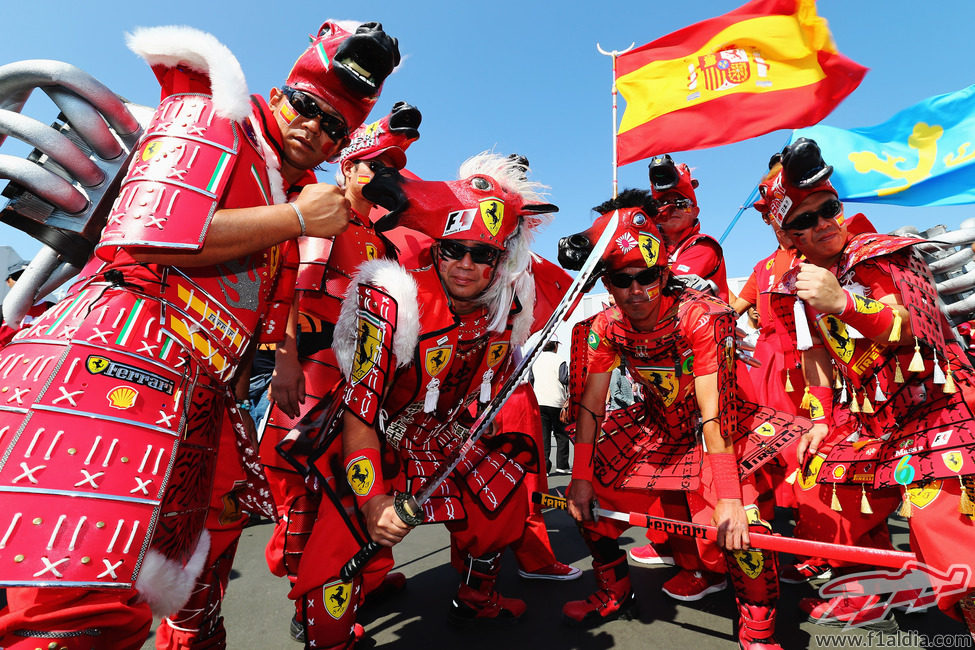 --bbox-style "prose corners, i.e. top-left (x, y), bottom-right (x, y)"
top-left (107, 385), bottom-right (139, 410)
